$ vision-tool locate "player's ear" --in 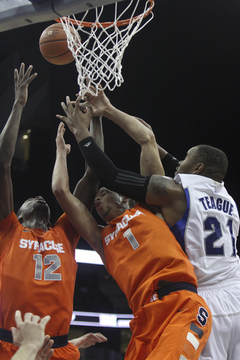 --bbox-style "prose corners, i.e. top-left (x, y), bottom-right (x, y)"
top-left (193, 162), bottom-right (204, 174)
top-left (122, 197), bottom-right (130, 204)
